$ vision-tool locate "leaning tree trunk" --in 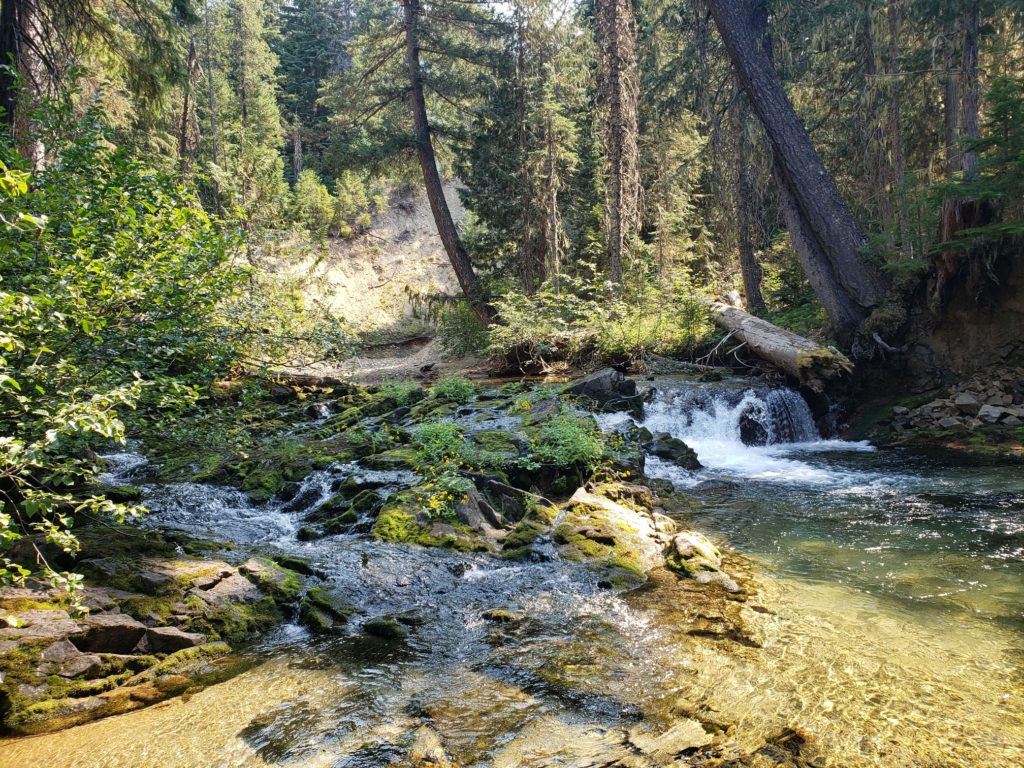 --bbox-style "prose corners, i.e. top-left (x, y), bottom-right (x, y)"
top-left (735, 95), bottom-right (766, 314)
top-left (706, 301), bottom-right (853, 391)
top-left (402, 0), bottom-right (493, 327)
top-left (707, 0), bottom-right (886, 343)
